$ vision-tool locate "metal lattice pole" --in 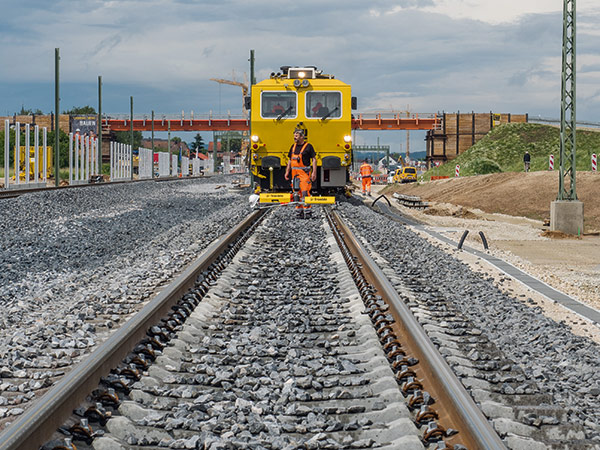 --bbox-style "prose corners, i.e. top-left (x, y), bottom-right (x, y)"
top-left (558, 0), bottom-right (577, 200)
